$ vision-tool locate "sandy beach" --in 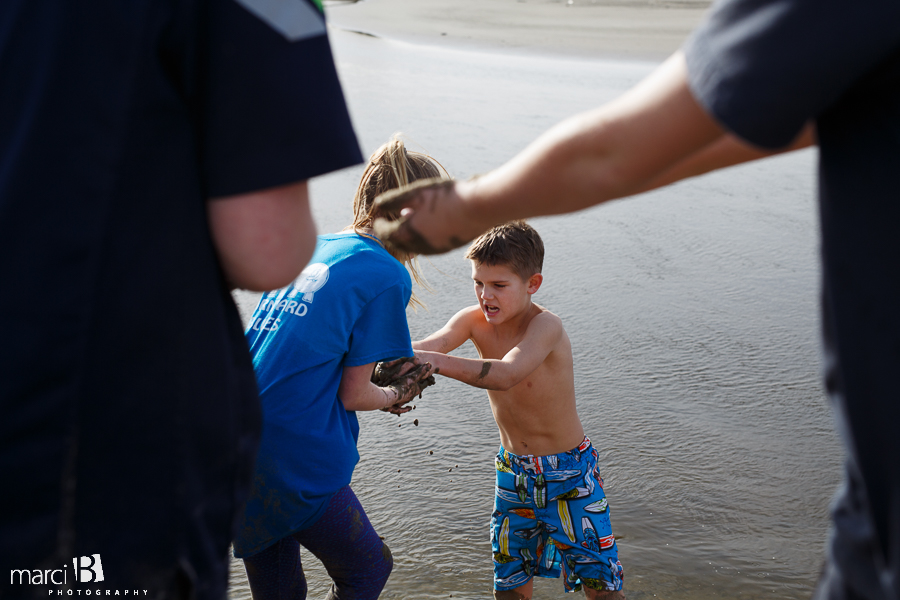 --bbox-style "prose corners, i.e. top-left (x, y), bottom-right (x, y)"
top-left (325, 0), bottom-right (712, 62)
